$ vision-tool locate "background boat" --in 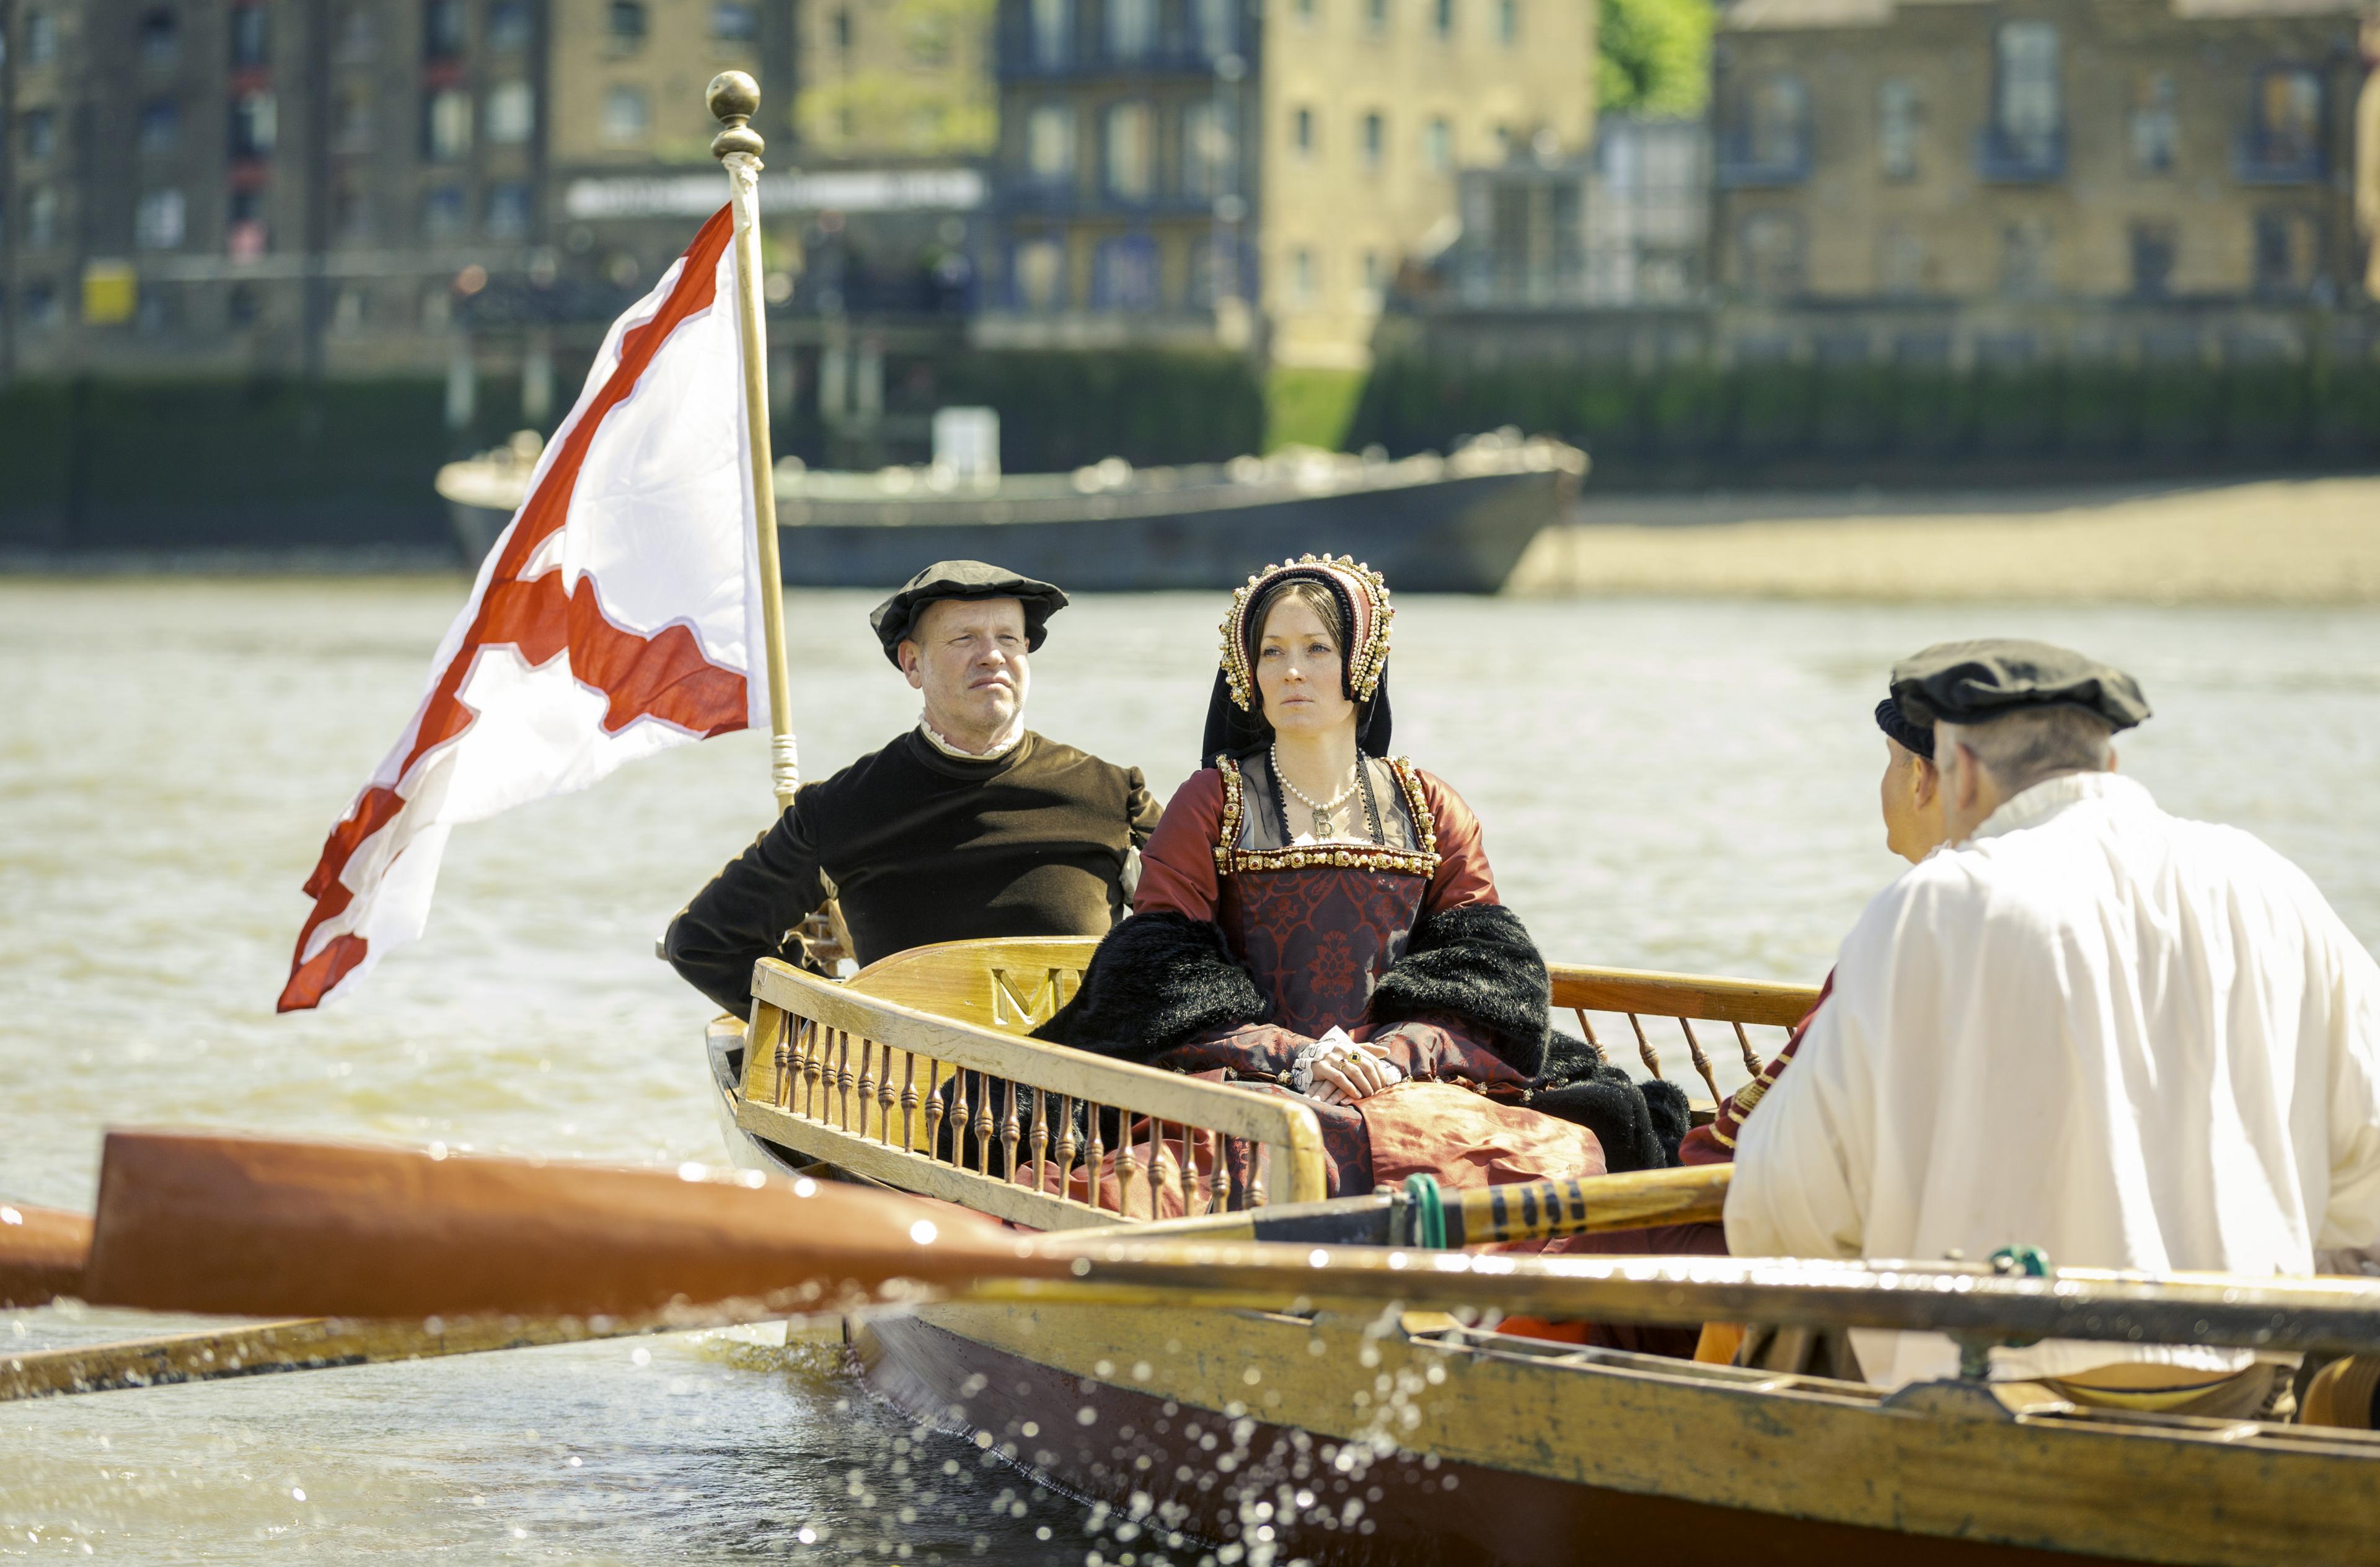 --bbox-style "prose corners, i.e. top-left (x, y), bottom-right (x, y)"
top-left (436, 431), bottom-right (1586, 594)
